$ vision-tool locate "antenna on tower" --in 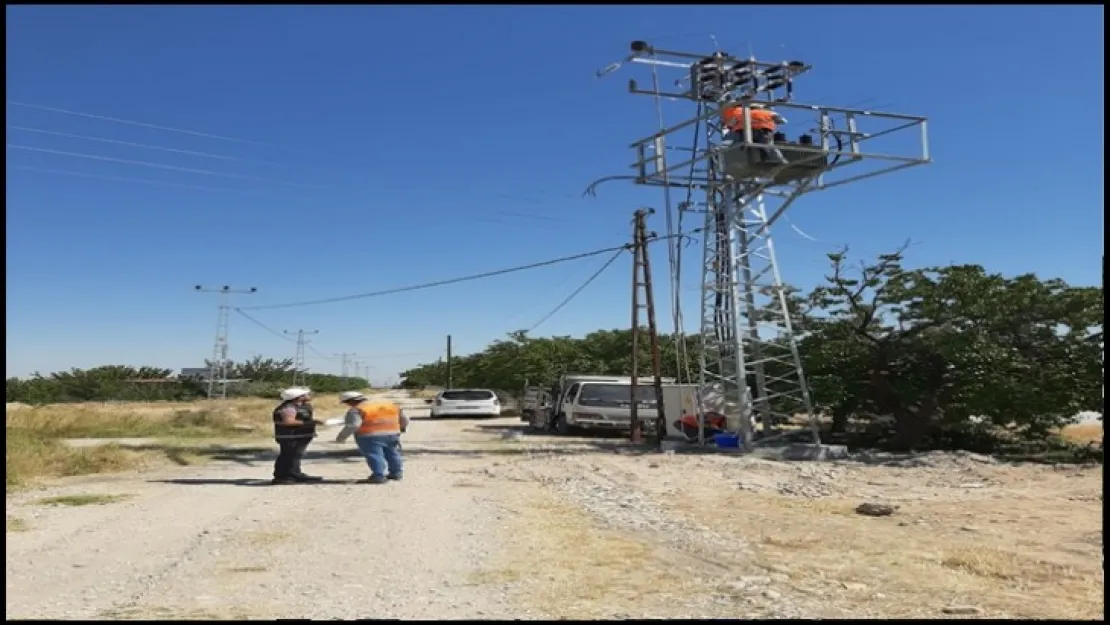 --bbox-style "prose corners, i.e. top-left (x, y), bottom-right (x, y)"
top-left (587, 39), bottom-right (931, 452)
top-left (284, 329), bottom-right (319, 387)
top-left (195, 285), bottom-right (257, 399)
